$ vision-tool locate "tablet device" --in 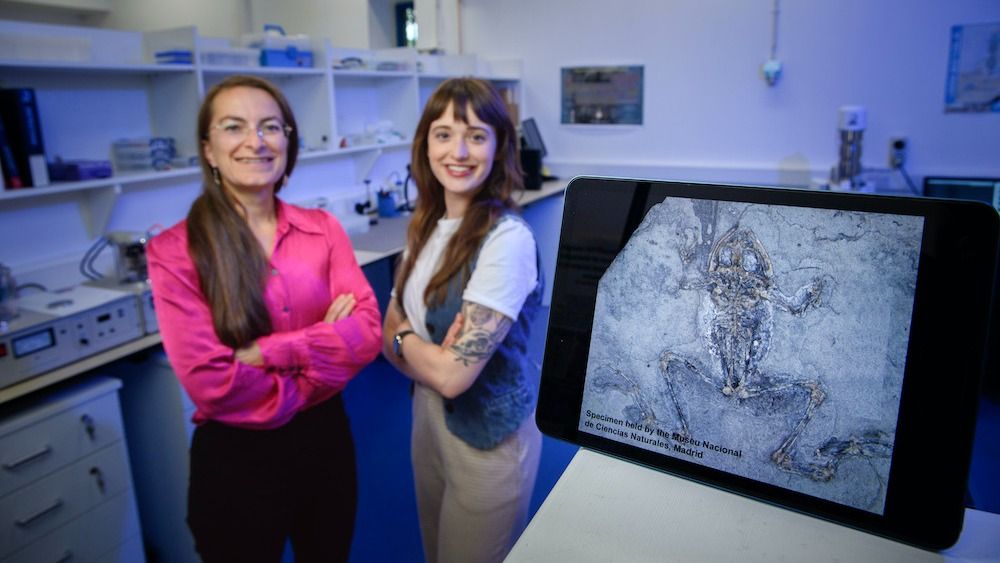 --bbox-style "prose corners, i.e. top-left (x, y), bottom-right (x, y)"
top-left (537, 176), bottom-right (999, 550)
